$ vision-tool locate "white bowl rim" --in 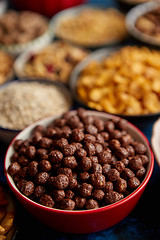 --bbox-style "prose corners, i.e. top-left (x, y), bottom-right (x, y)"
top-left (126, 1), bottom-right (160, 46)
top-left (151, 117), bottom-right (160, 167)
